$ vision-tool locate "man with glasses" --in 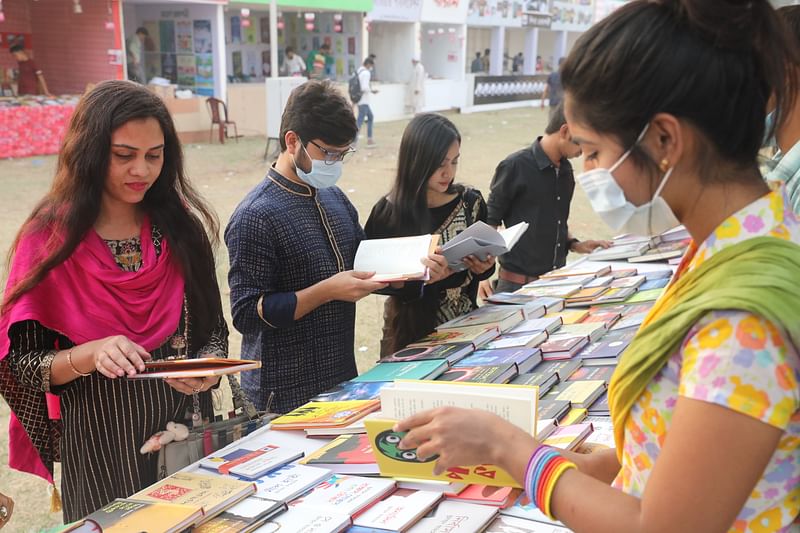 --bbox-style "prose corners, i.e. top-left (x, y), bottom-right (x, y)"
top-left (225, 80), bottom-right (387, 413)
top-left (479, 103), bottom-right (611, 297)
